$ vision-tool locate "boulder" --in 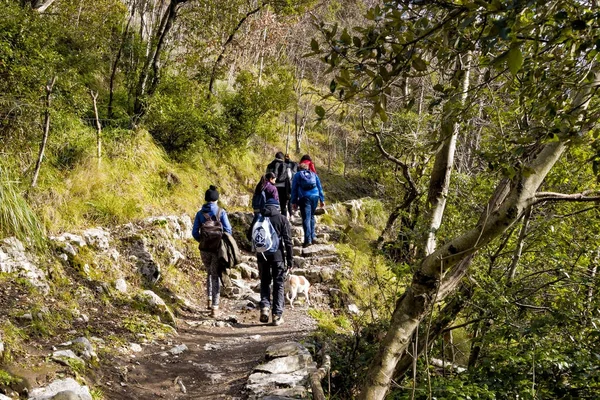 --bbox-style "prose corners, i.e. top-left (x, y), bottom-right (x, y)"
top-left (82, 228), bottom-right (111, 251)
top-left (265, 342), bottom-right (311, 359)
top-left (0, 394), bottom-right (12, 400)
top-left (51, 233), bottom-right (87, 248)
top-left (237, 263), bottom-right (259, 279)
top-left (130, 239), bottom-right (161, 284)
top-left (169, 344), bottom-right (188, 355)
top-left (254, 354), bottom-right (314, 374)
top-left (51, 350), bottom-right (85, 367)
top-left (247, 371), bottom-right (308, 387)
top-left (245, 292), bottom-right (261, 305)
top-left (0, 237), bottom-right (49, 293)
top-left (58, 337), bottom-right (96, 361)
top-left (144, 215), bottom-right (192, 240)
top-left (300, 244), bottom-right (335, 257)
top-left (114, 278), bottom-right (128, 294)
top-left (228, 269), bottom-right (243, 280)
top-left (137, 290), bottom-right (176, 326)
top-left (50, 391), bottom-right (83, 400)
top-left (29, 378), bottom-right (92, 400)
